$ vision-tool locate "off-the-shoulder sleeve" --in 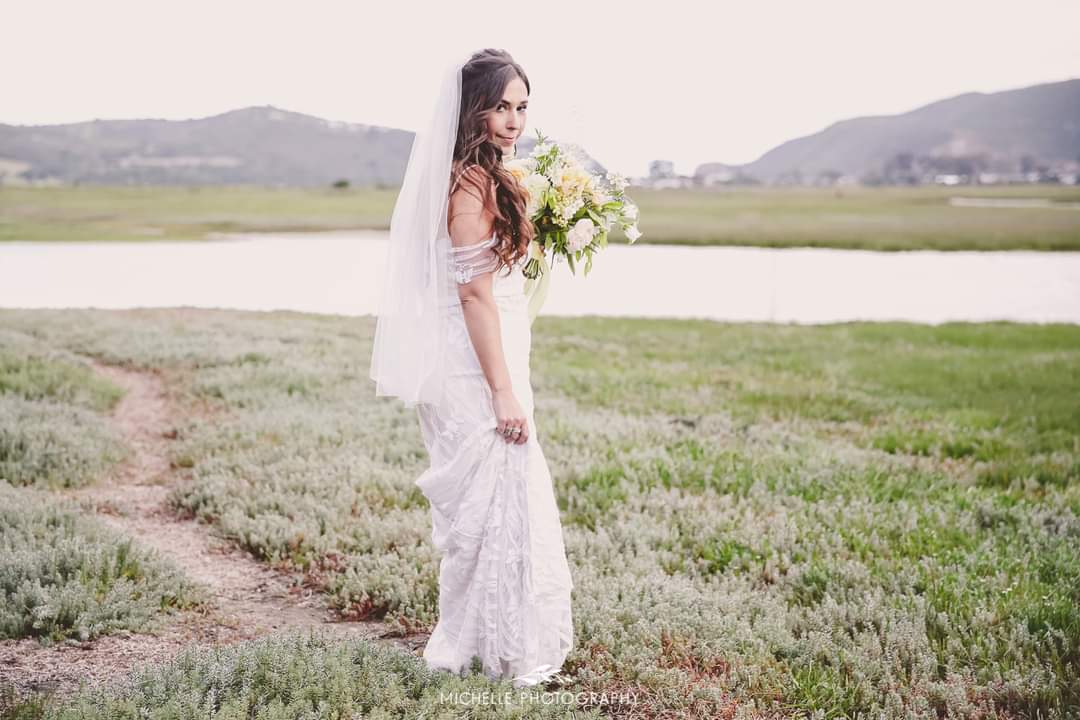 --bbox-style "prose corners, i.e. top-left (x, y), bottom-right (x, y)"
top-left (450, 237), bottom-right (500, 284)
